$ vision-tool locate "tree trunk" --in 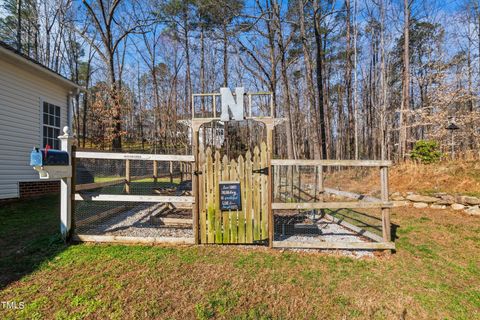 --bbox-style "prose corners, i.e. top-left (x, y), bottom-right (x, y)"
top-left (313, 0), bottom-right (328, 159)
top-left (223, 19), bottom-right (228, 87)
top-left (17, 0), bottom-right (22, 51)
top-left (298, 0), bottom-right (319, 159)
top-left (109, 54), bottom-right (122, 151)
top-left (345, 0), bottom-right (354, 159)
top-left (273, 0), bottom-right (294, 160)
top-left (398, 0), bottom-right (410, 160)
